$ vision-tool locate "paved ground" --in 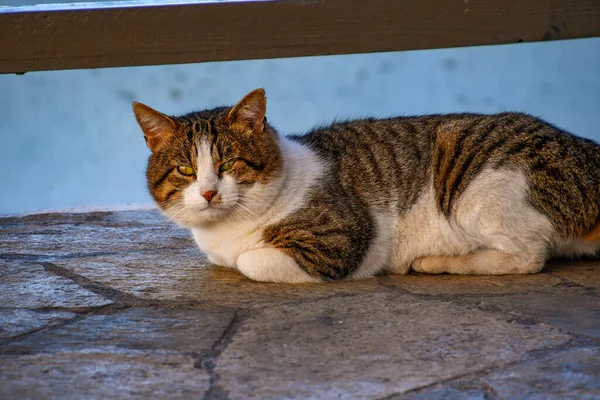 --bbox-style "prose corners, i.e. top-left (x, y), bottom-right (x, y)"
top-left (1, 209), bottom-right (599, 399)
